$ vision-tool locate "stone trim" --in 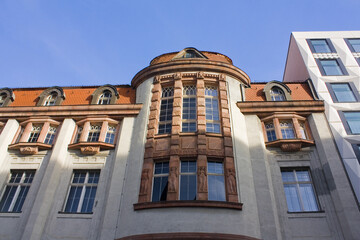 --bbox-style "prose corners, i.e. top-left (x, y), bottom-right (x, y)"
top-left (133, 200), bottom-right (243, 210)
top-left (0, 88), bottom-right (15, 107)
top-left (0, 104), bottom-right (142, 119)
top-left (36, 86), bottom-right (65, 106)
top-left (118, 232), bottom-right (260, 240)
top-left (90, 85), bottom-right (119, 105)
top-left (138, 72), bottom-right (239, 204)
